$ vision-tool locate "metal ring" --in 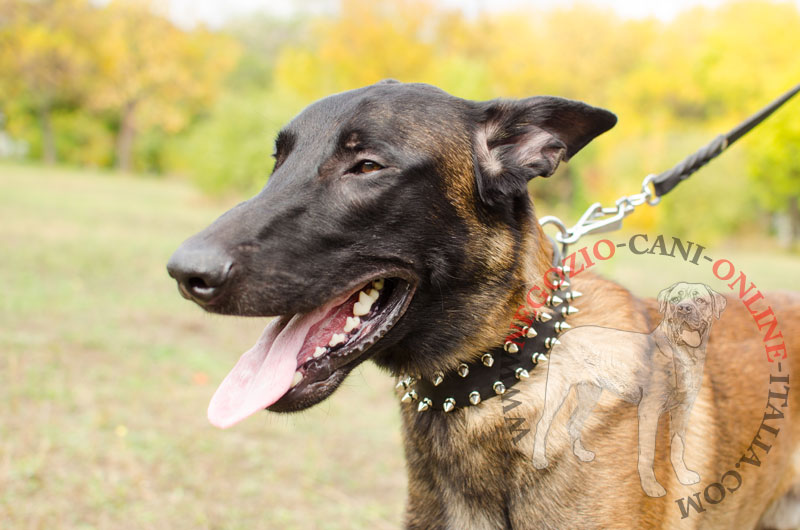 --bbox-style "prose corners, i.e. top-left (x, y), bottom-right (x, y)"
top-left (641, 174), bottom-right (661, 206)
top-left (538, 215), bottom-right (570, 240)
